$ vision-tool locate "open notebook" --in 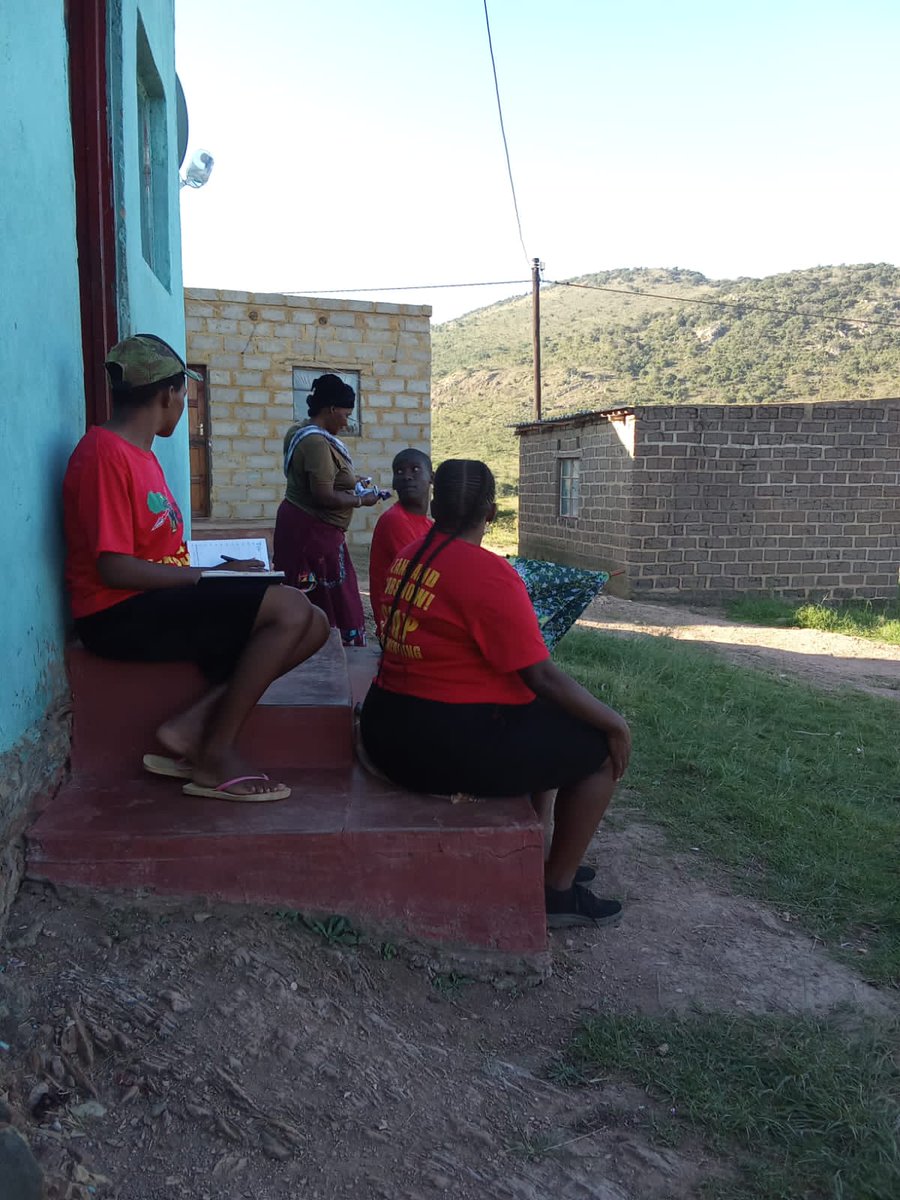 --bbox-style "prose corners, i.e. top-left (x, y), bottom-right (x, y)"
top-left (188, 537), bottom-right (283, 585)
top-left (187, 537), bottom-right (271, 569)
